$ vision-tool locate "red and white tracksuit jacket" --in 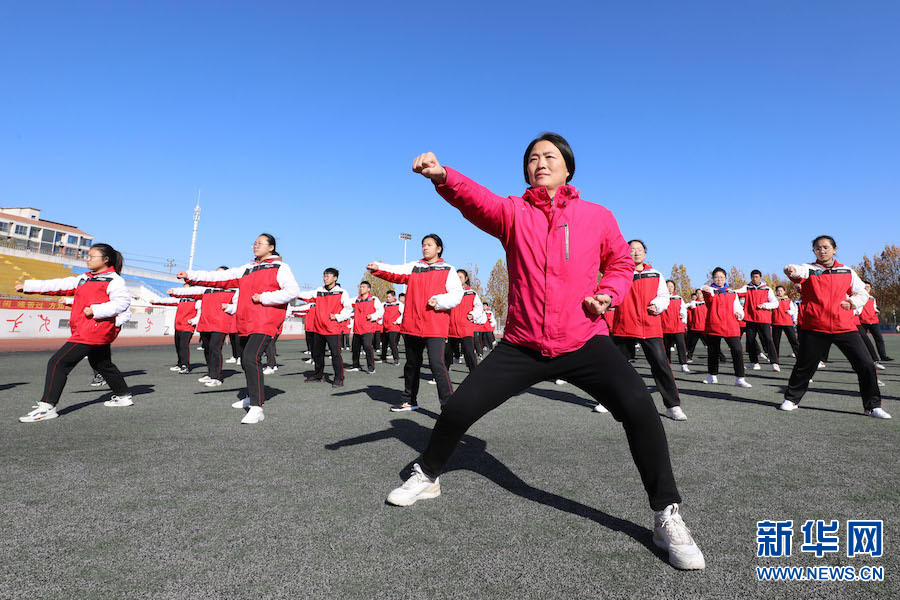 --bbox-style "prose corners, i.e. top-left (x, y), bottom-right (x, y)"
top-left (771, 297), bottom-right (798, 327)
top-left (479, 309), bottom-right (497, 333)
top-left (661, 295), bottom-right (688, 335)
top-left (785, 260), bottom-right (867, 334)
top-left (185, 257), bottom-right (300, 337)
top-left (860, 296), bottom-right (880, 325)
top-left (435, 167), bottom-right (634, 357)
top-left (298, 285), bottom-right (352, 335)
top-left (700, 284), bottom-right (744, 337)
top-left (448, 286), bottom-right (487, 338)
top-left (686, 301), bottom-right (708, 332)
top-left (351, 293), bottom-right (384, 335)
top-left (734, 283), bottom-right (778, 324)
top-left (382, 301), bottom-right (404, 333)
top-left (371, 258), bottom-right (463, 338)
top-left (23, 266), bottom-right (131, 345)
top-left (169, 287), bottom-right (237, 333)
top-left (612, 263), bottom-right (668, 339)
